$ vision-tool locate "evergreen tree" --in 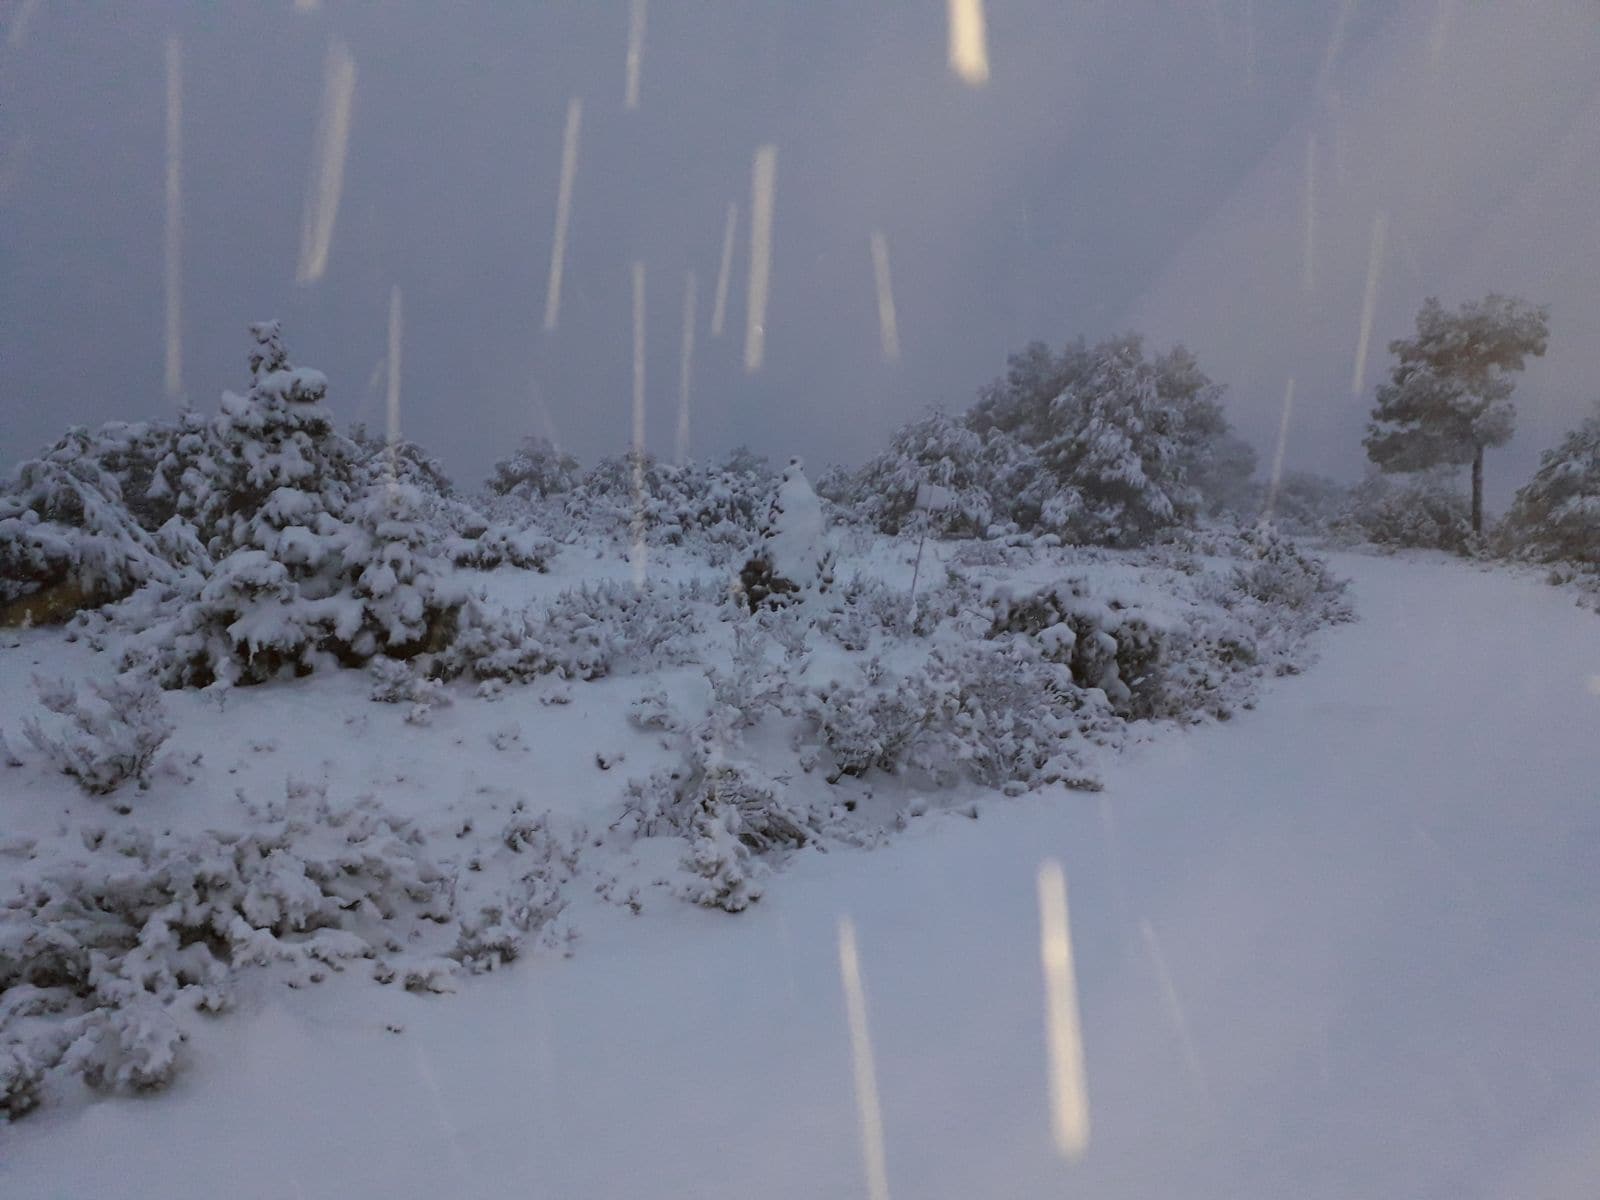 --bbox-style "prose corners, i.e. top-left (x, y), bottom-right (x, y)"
top-left (1364, 294), bottom-right (1550, 535)
top-left (851, 410), bottom-right (996, 536)
top-left (486, 435), bottom-right (581, 500)
top-left (738, 458), bottom-right (833, 609)
top-left (1503, 405), bottom-right (1600, 564)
